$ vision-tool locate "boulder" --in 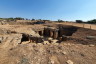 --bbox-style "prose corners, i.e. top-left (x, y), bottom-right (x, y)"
top-left (43, 41), bottom-right (50, 45)
top-left (86, 36), bottom-right (96, 39)
top-left (0, 37), bottom-right (3, 43)
top-left (66, 60), bottom-right (73, 64)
